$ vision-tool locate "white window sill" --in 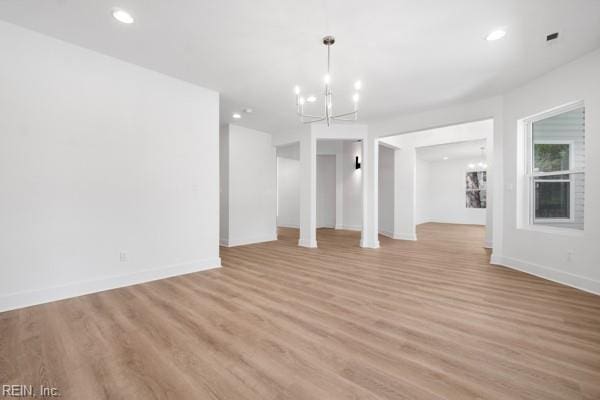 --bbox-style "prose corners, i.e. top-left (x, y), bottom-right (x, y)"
top-left (518, 224), bottom-right (584, 237)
